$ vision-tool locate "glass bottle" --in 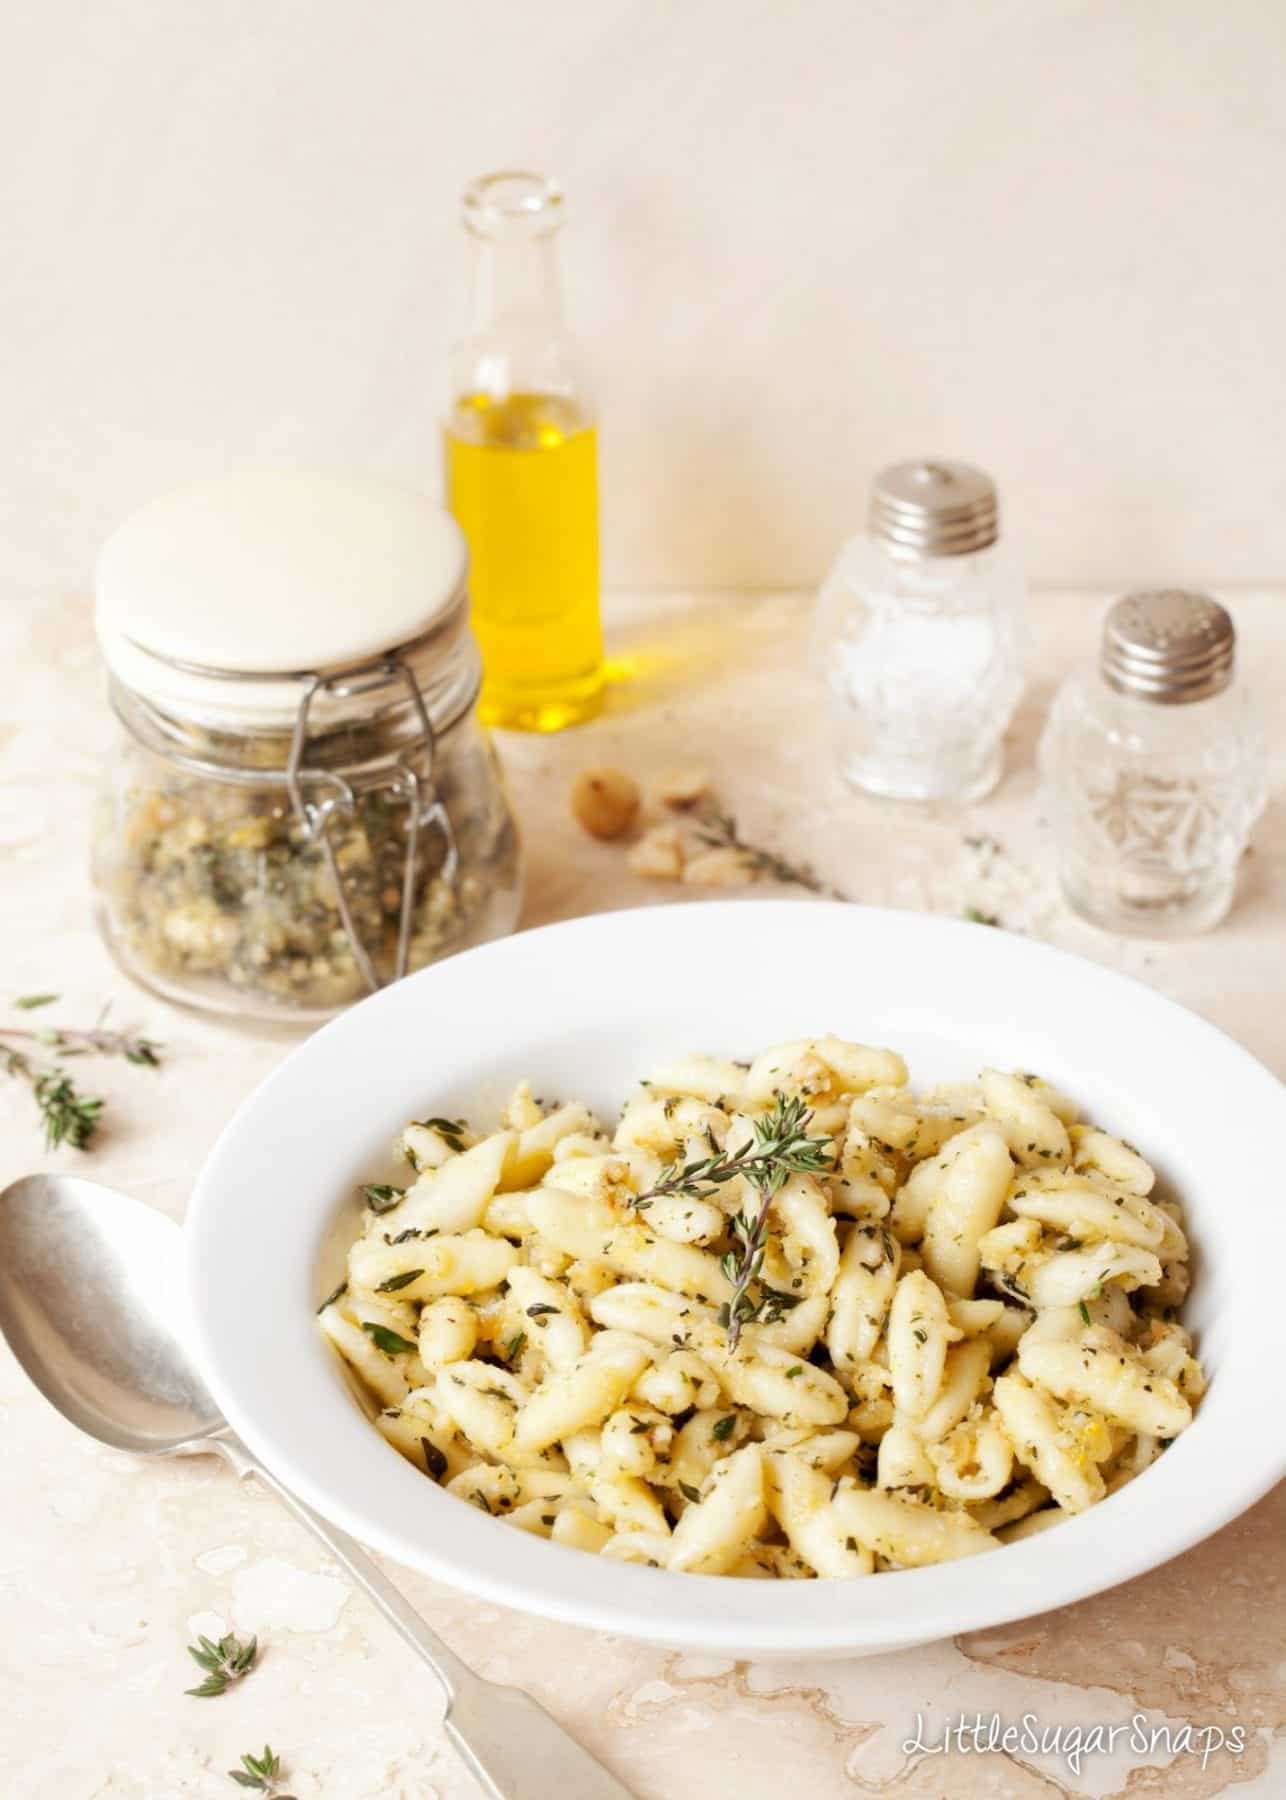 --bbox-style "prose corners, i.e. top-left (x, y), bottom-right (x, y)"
top-left (813, 460), bottom-right (1024, 803)
top-left (1039, 590), bottom-right (1265, 936)
top-left (444, 170), bottom-right (604, 733)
